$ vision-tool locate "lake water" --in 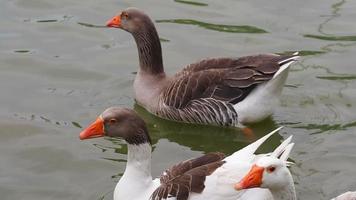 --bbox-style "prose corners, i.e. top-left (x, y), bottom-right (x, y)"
top-left (0, 0), bottom-right (356, 199)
